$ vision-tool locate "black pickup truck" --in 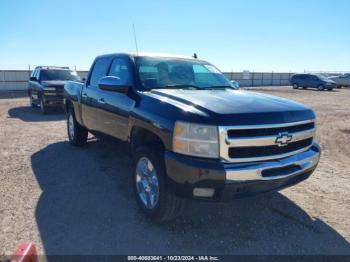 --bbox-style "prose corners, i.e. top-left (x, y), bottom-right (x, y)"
top-left (64, 53), bottom-right (321, 221)
top-left (28, 66), bottom-right (81, 114)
